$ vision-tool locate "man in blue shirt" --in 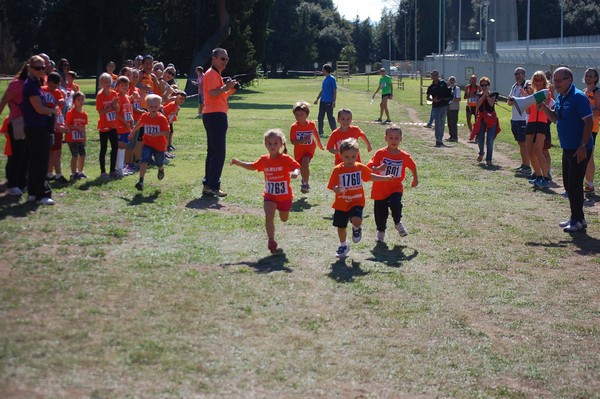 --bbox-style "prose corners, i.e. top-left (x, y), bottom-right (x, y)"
top-left (314, 64), bottom-right (337, 137)
top-left (541, 67), bottom-right (594, 232)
